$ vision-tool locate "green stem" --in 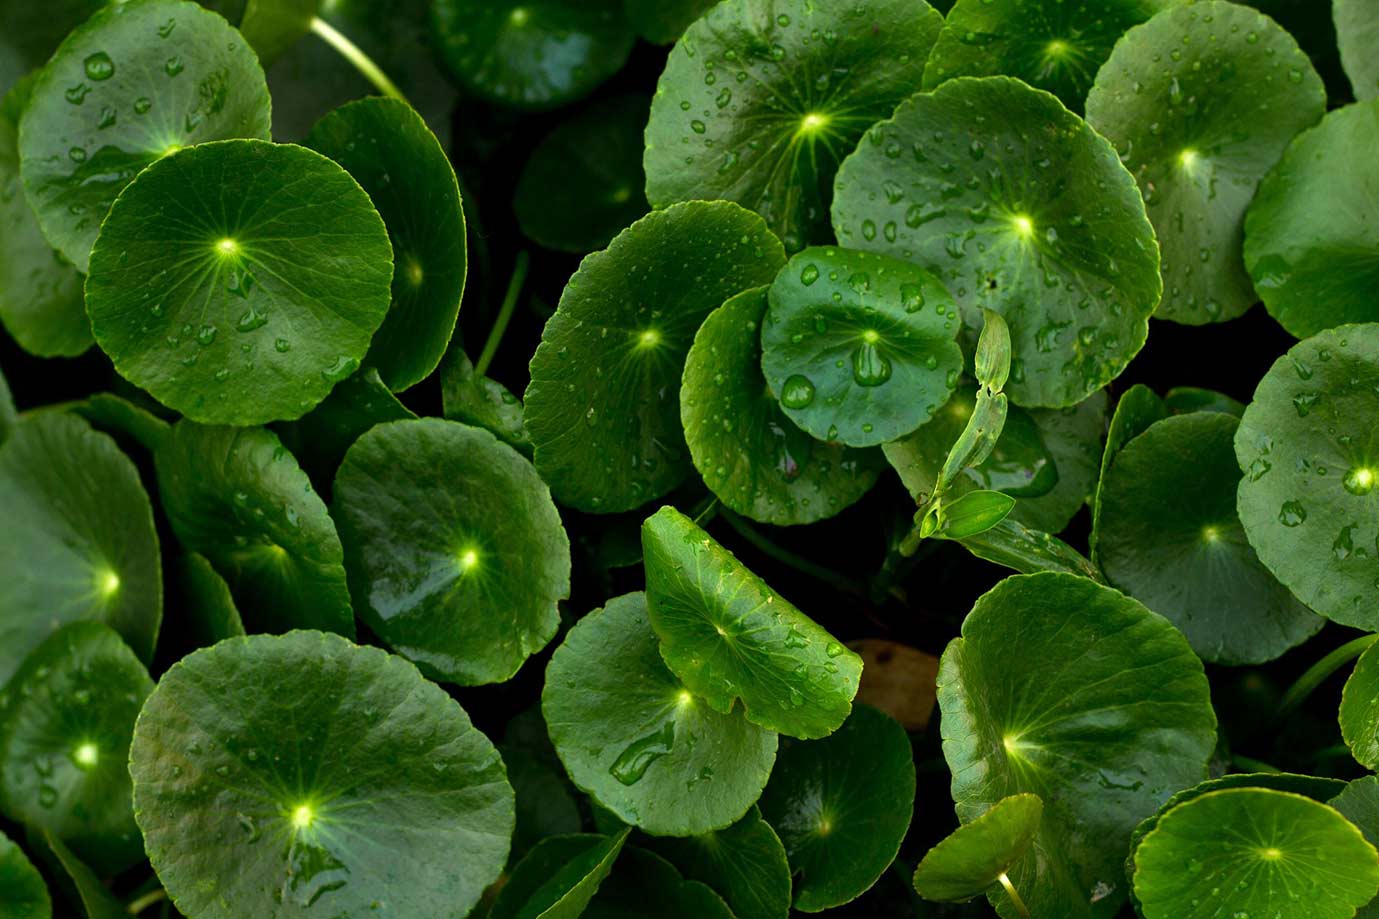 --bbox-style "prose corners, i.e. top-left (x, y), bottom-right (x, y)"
top-left (1232, 754), bottom-right (1282, 774)
top-left (1278, 634), bottom-right (1378, 721)
top-left (998, 872), bottom-right (1032, 919)
top-left (310, 17), bottom-right (409, 104)
top-left (719, 509), bottom-right (866, 599)
top-left (474, 251), bottom-right (530, 377)
top-left (126, 889), bottom-right (167, 915)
